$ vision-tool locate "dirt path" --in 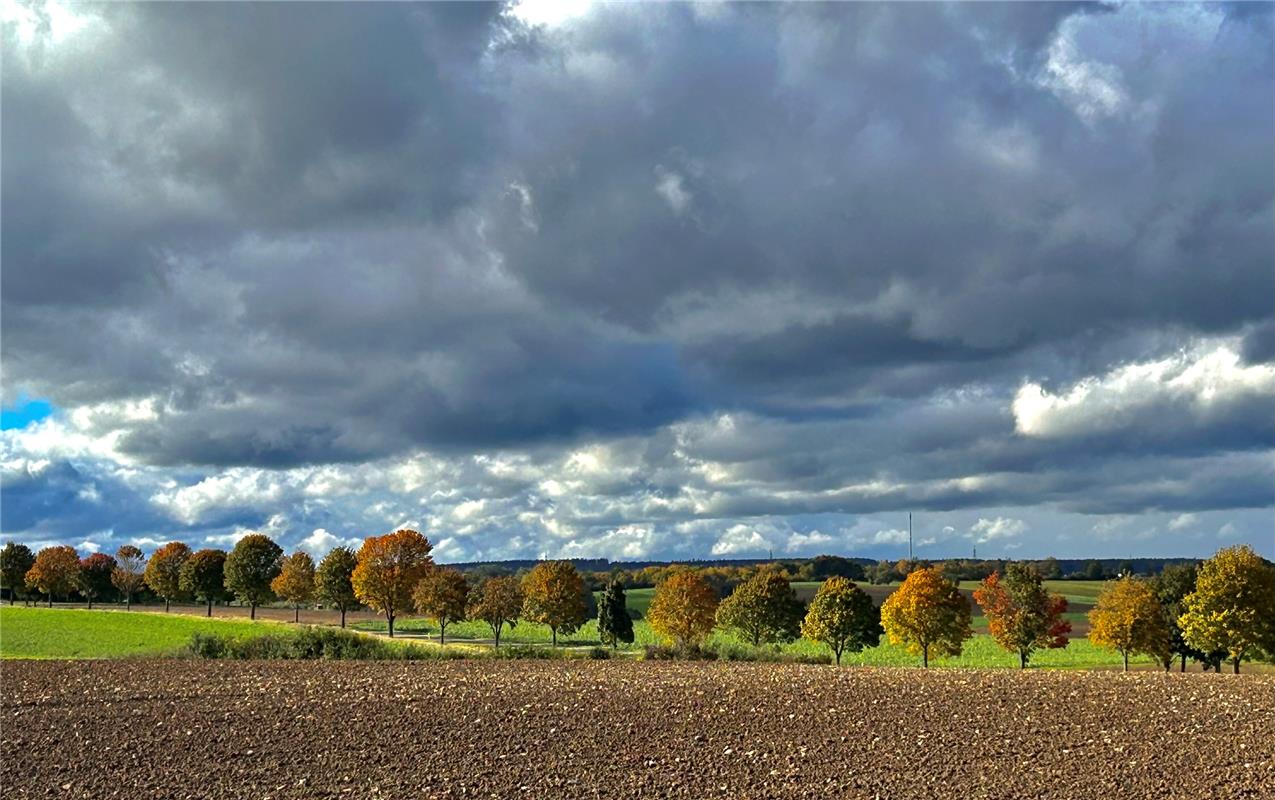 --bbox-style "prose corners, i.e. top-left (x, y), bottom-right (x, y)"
top-left (4, 660), bottom-right (1272, 799)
